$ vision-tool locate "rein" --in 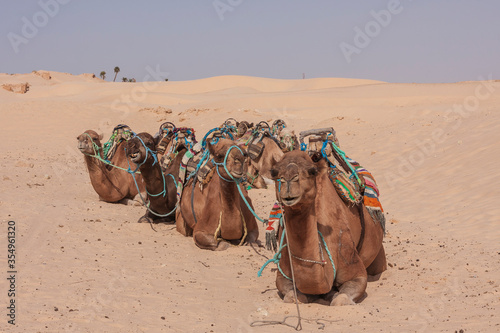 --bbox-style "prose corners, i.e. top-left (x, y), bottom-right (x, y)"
top-left (82, 133), bottom-right (139, 174)
top-left (126, 135), bottom-right (178, 218)
top-left (213, 145), bottom-right (267, 224)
